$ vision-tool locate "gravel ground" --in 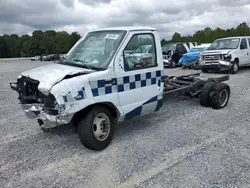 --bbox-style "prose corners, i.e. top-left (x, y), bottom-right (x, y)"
top-left (1, 60), bottom-right (250, 188)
